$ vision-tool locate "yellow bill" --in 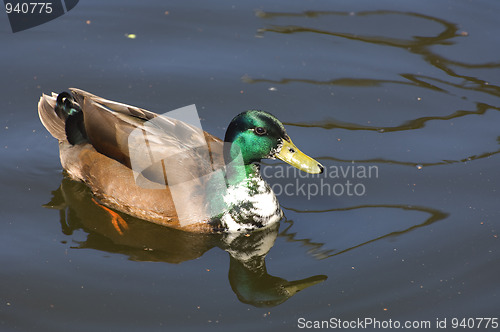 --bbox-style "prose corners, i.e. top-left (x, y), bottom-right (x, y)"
top-left (275, 138), bottom-right (324, 174)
